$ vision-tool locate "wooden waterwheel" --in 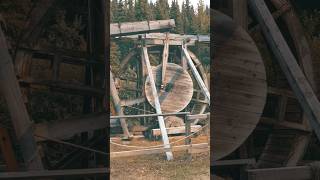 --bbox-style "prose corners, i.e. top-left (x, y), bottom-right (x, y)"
top-left (111, 33), bottom-right (210, 134)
